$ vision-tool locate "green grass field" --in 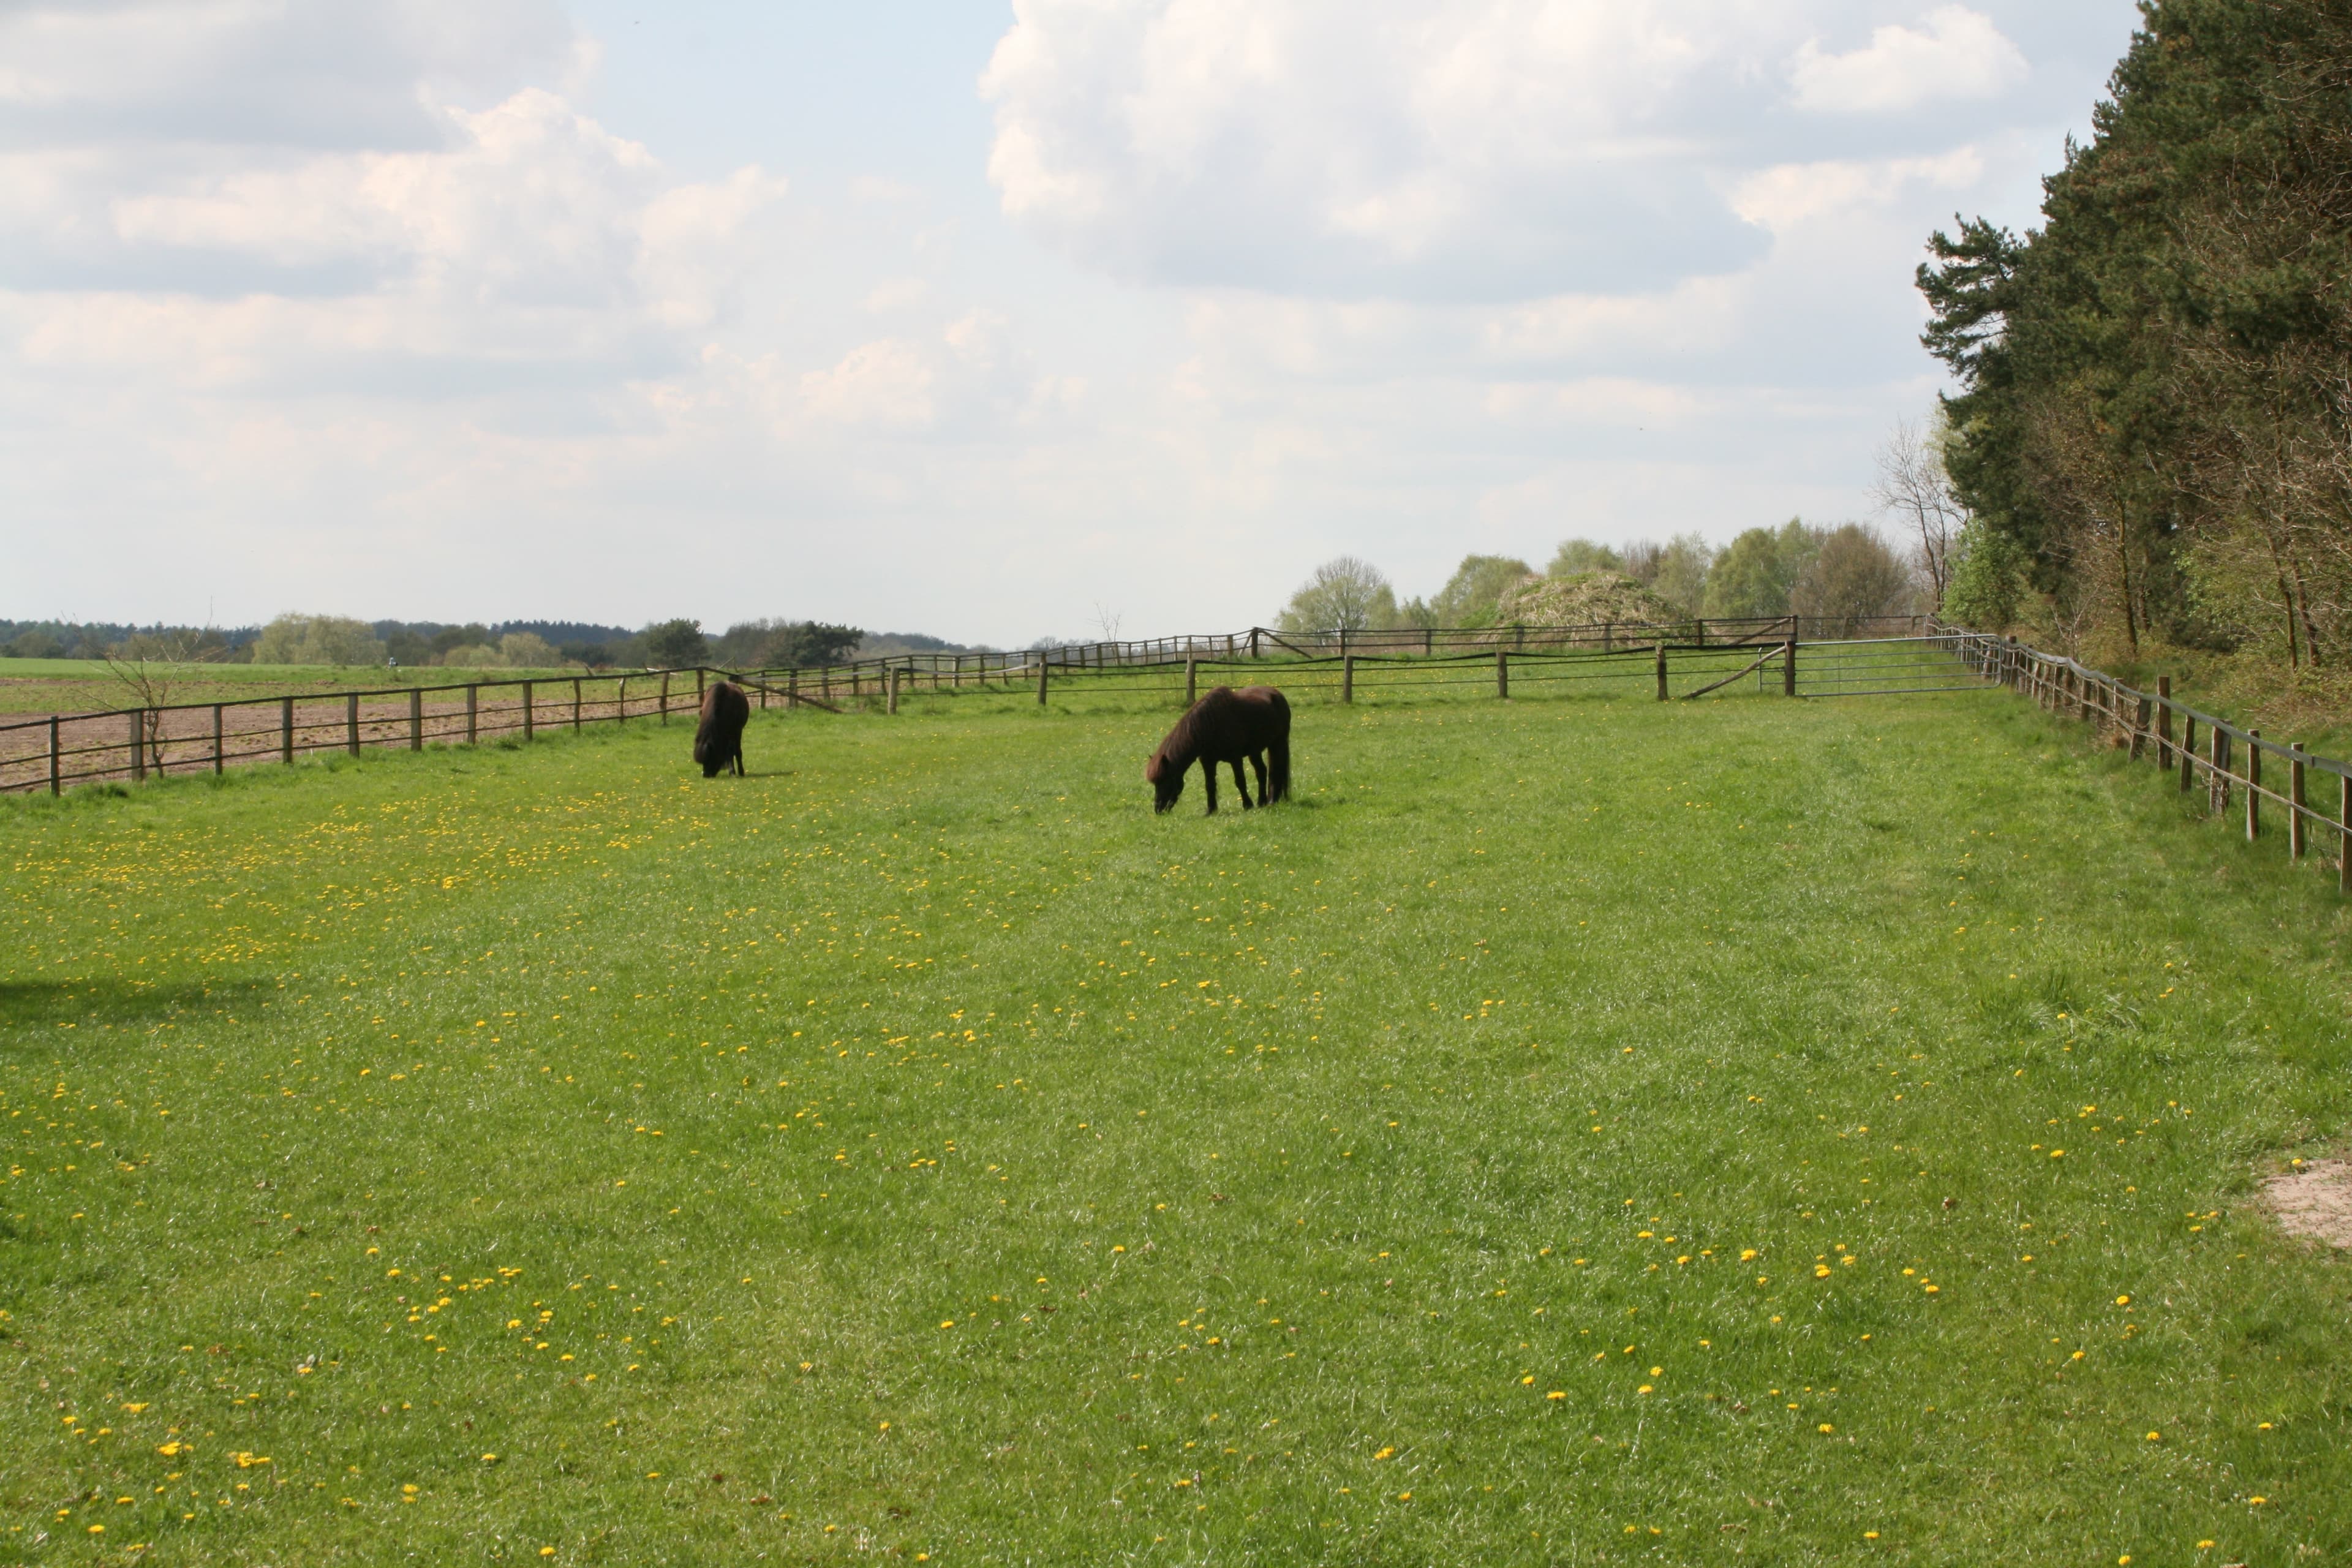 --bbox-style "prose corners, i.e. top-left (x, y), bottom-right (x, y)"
top-left (4, 683), bottom-right (2350, 1565)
